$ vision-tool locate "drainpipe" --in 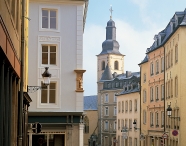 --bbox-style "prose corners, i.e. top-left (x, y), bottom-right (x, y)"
top-left (18, 0), bottom-right (25, 145)
top-left (163, 45), bottom-right (166, 134)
